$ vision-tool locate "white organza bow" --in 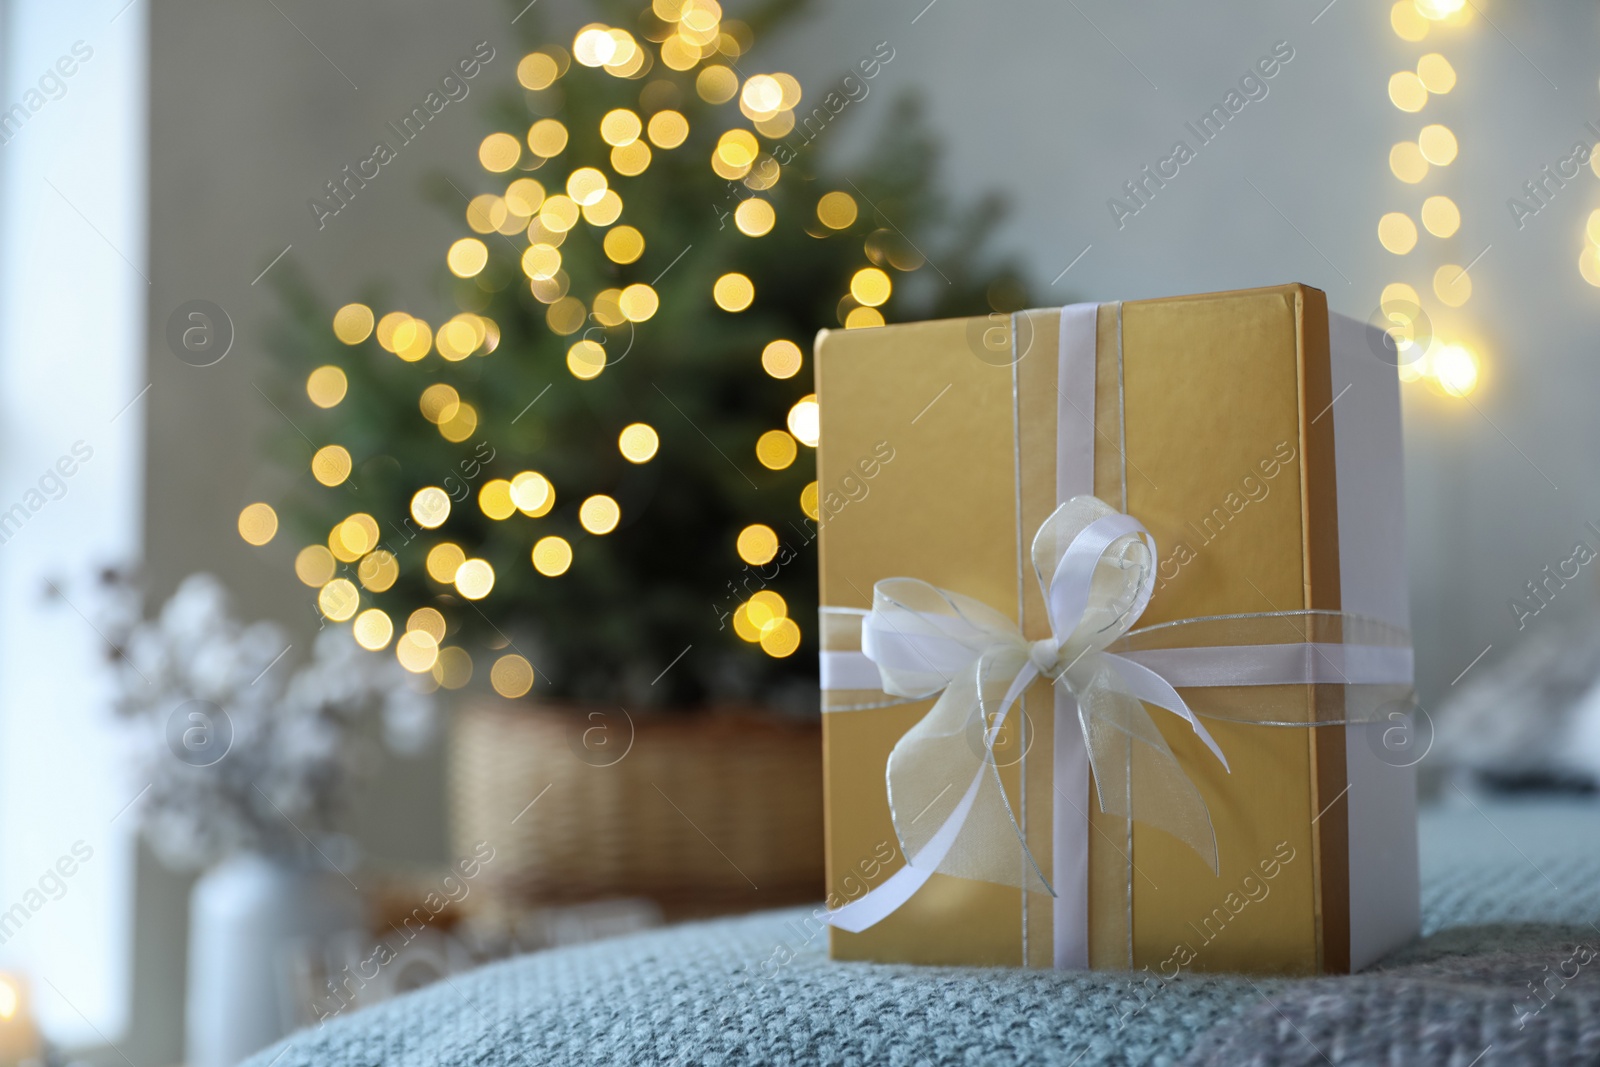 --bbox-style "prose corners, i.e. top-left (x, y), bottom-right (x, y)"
top-left (861, 494), bottom-right (1229, 903)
